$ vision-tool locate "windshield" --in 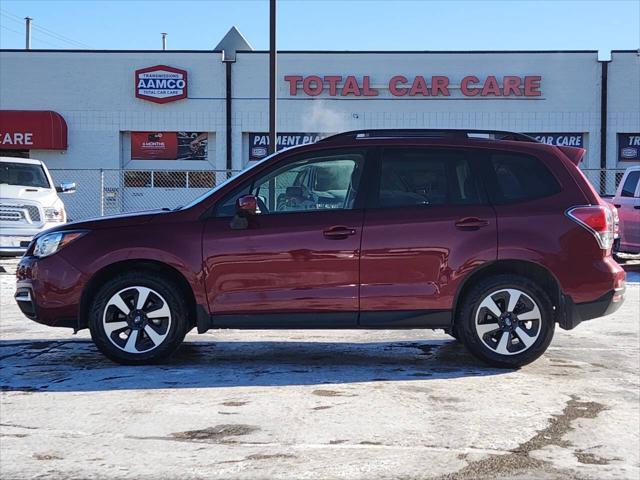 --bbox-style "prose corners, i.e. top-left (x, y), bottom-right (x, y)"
top-left (0, 162), bottom-right (51, 189)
